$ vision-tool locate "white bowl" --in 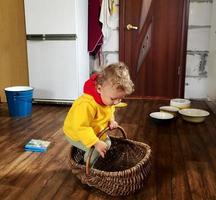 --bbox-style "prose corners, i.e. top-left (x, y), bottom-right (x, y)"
top-left (159, 106), bottom-right (180, 116)
top-left (179, 108), bottom-right (210, 123)
top-left (150, 112), bottom-right (174, 123)
top-left (170, 98), bottom-right (191, 109)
